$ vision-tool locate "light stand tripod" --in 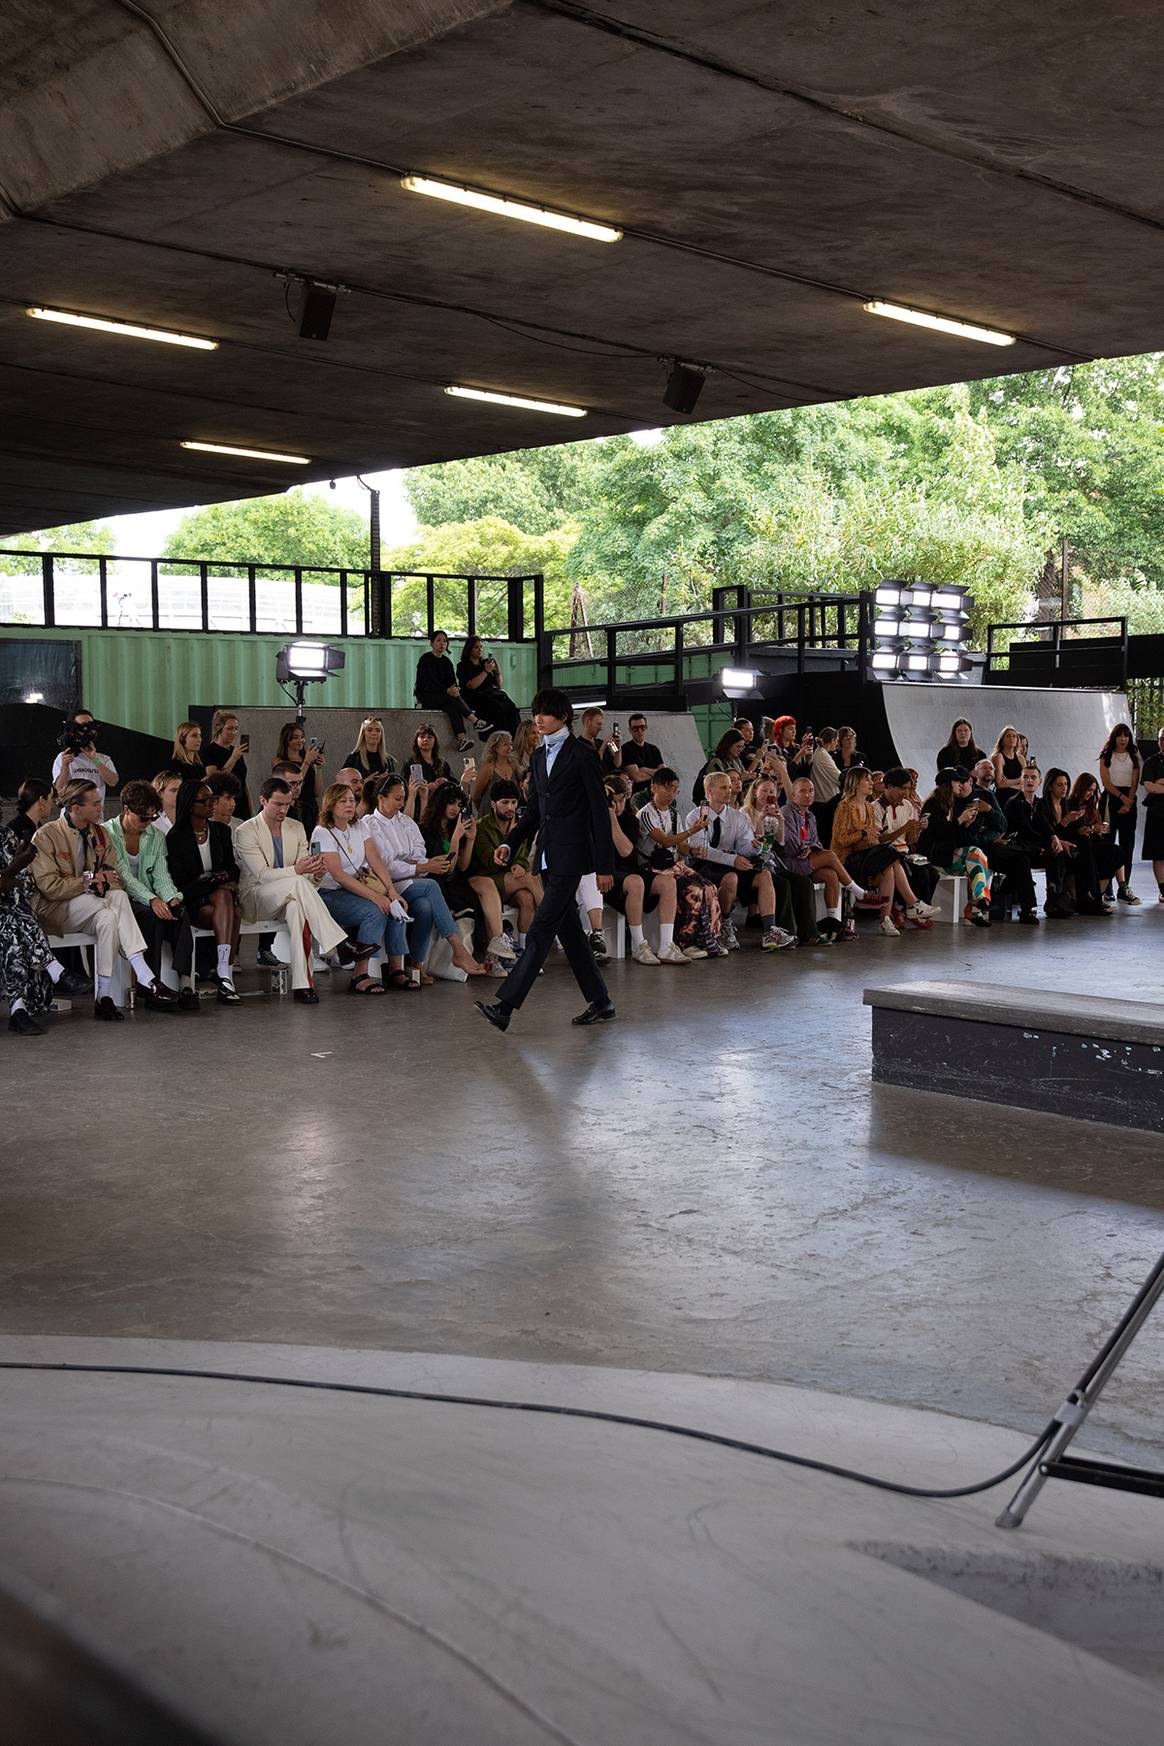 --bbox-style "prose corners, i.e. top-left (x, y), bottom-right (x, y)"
top-left (997, 1249), bottom-right (1164, 1528)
